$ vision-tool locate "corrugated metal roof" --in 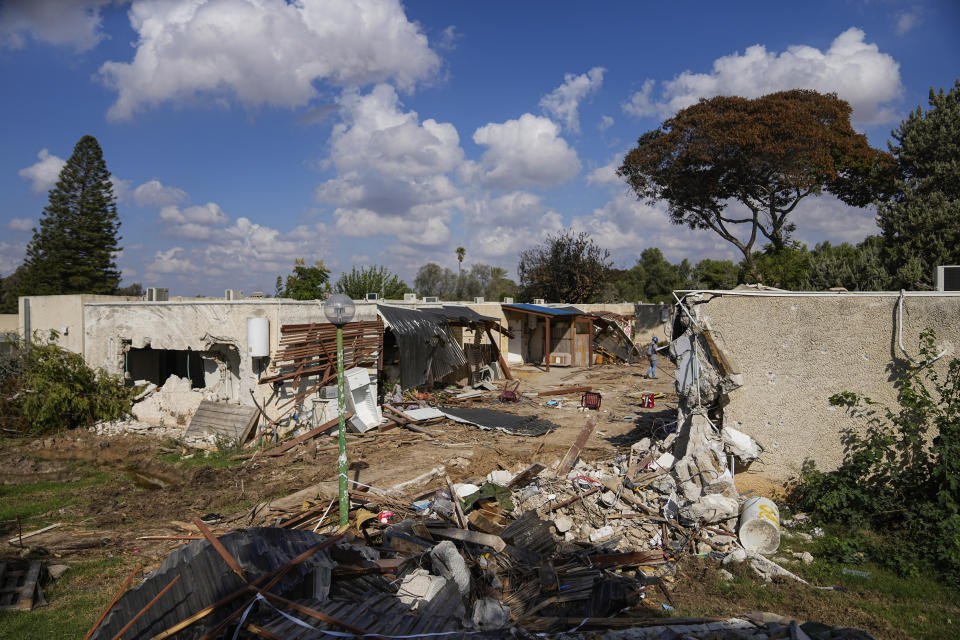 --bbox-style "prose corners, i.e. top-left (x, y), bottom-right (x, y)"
top-left (501, 303), bottom-right (585, 317)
